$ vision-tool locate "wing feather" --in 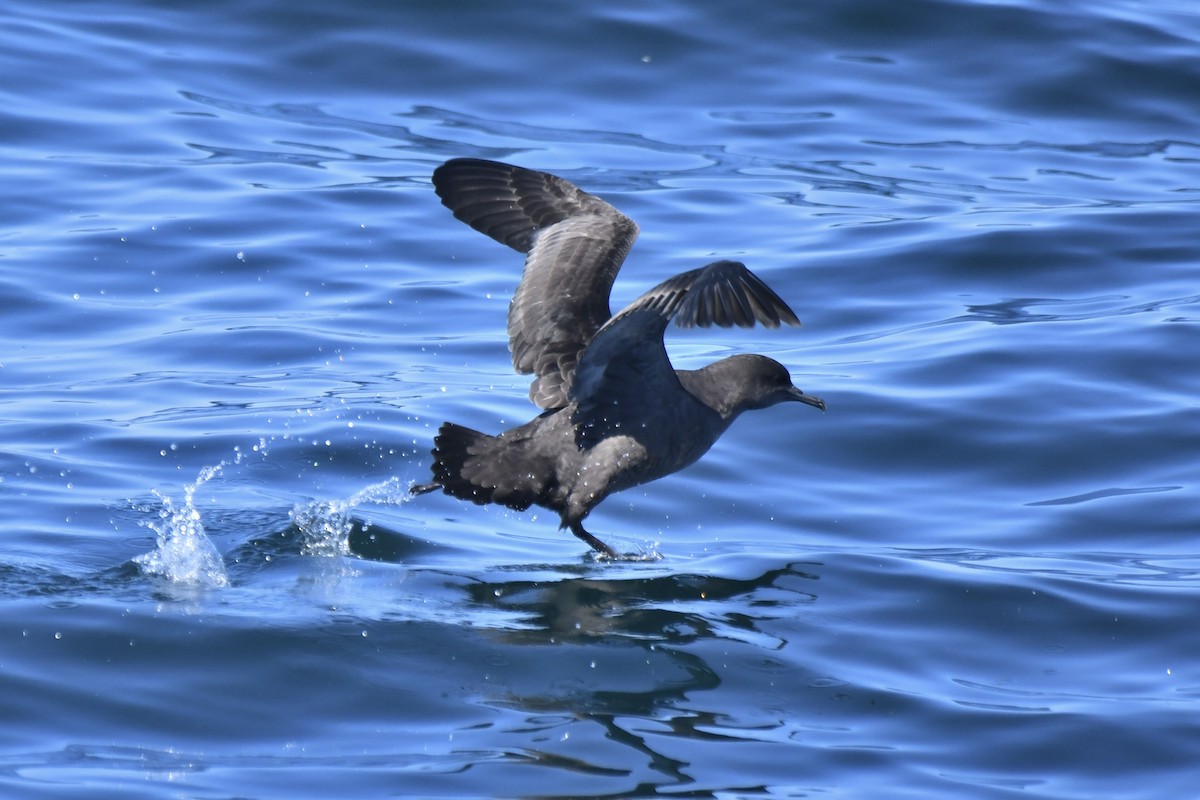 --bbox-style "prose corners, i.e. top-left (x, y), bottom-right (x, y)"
top-left (570, 260), bottom-right (801, 443)
top-left (433, 159), bottom-right (638, 409)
